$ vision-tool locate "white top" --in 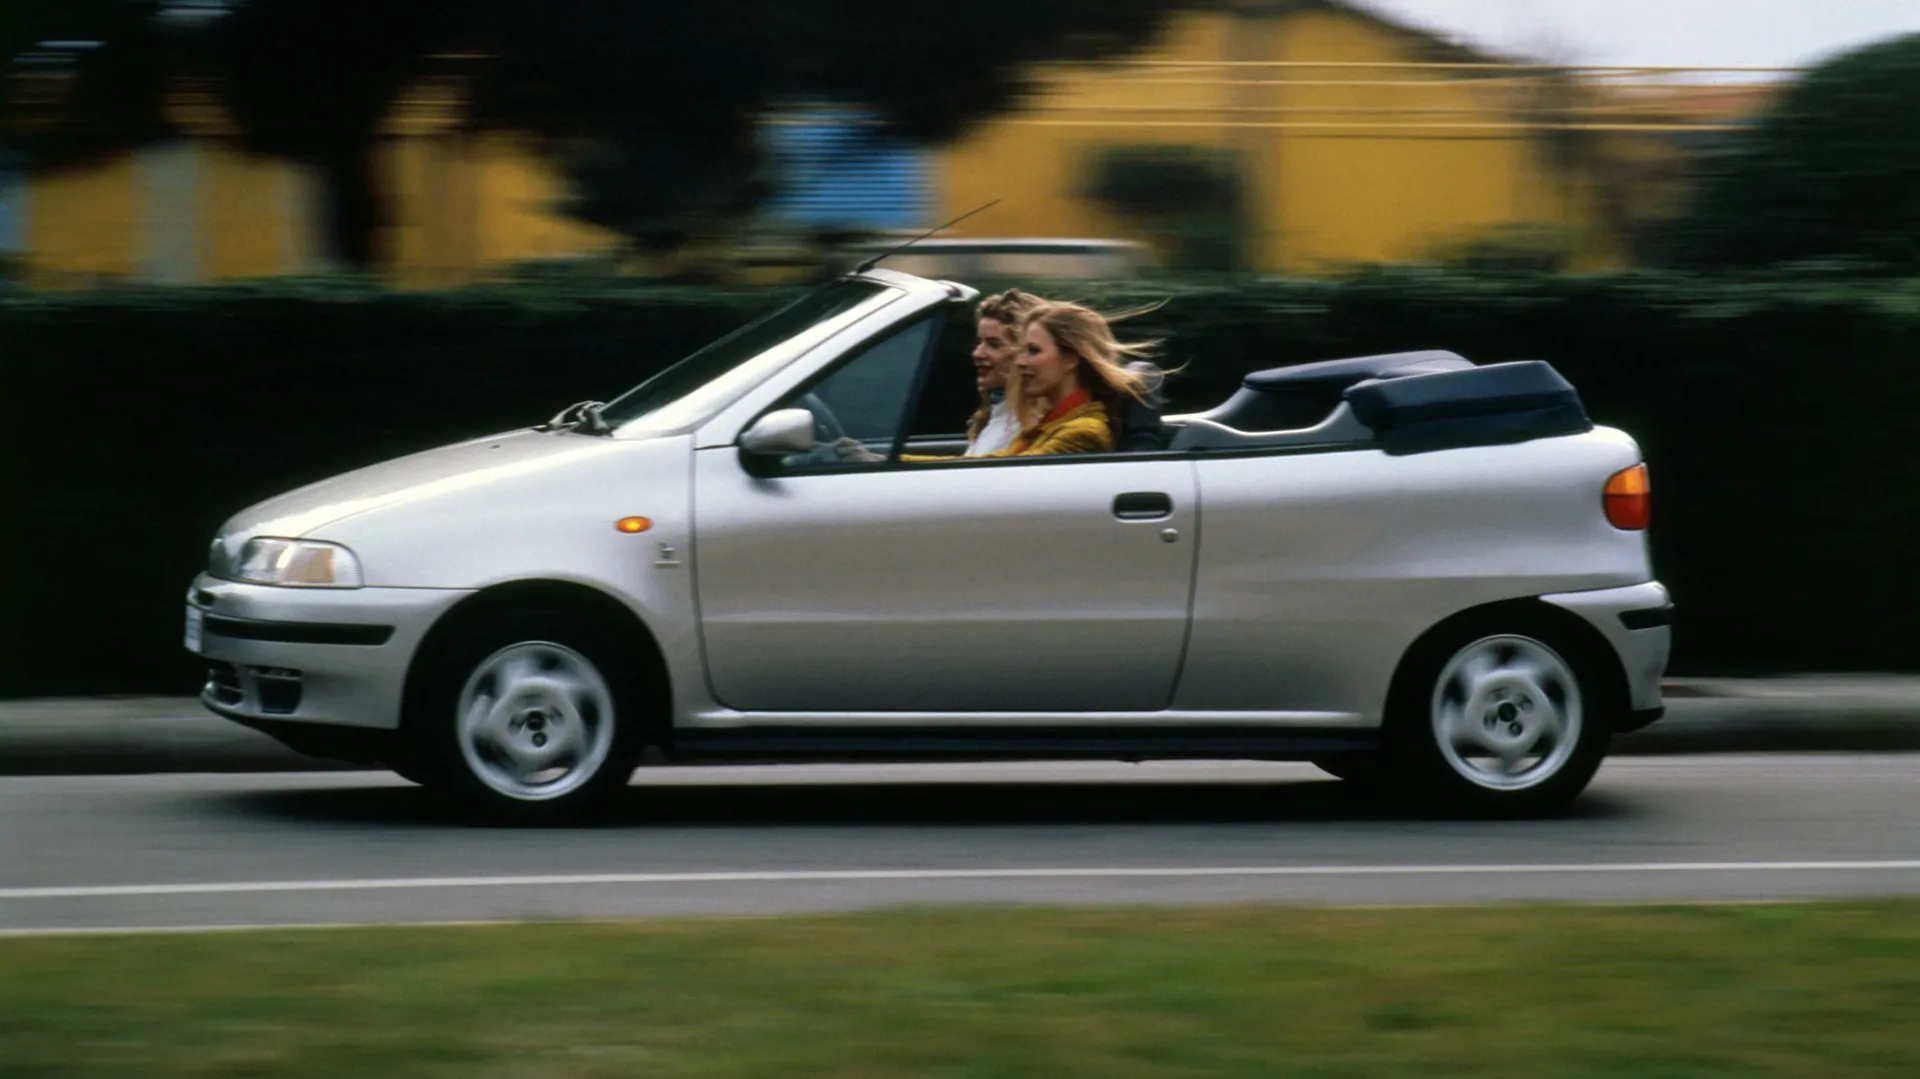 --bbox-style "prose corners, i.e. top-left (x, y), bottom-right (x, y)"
top-left (966, 399), bottom-right (1021, 457)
